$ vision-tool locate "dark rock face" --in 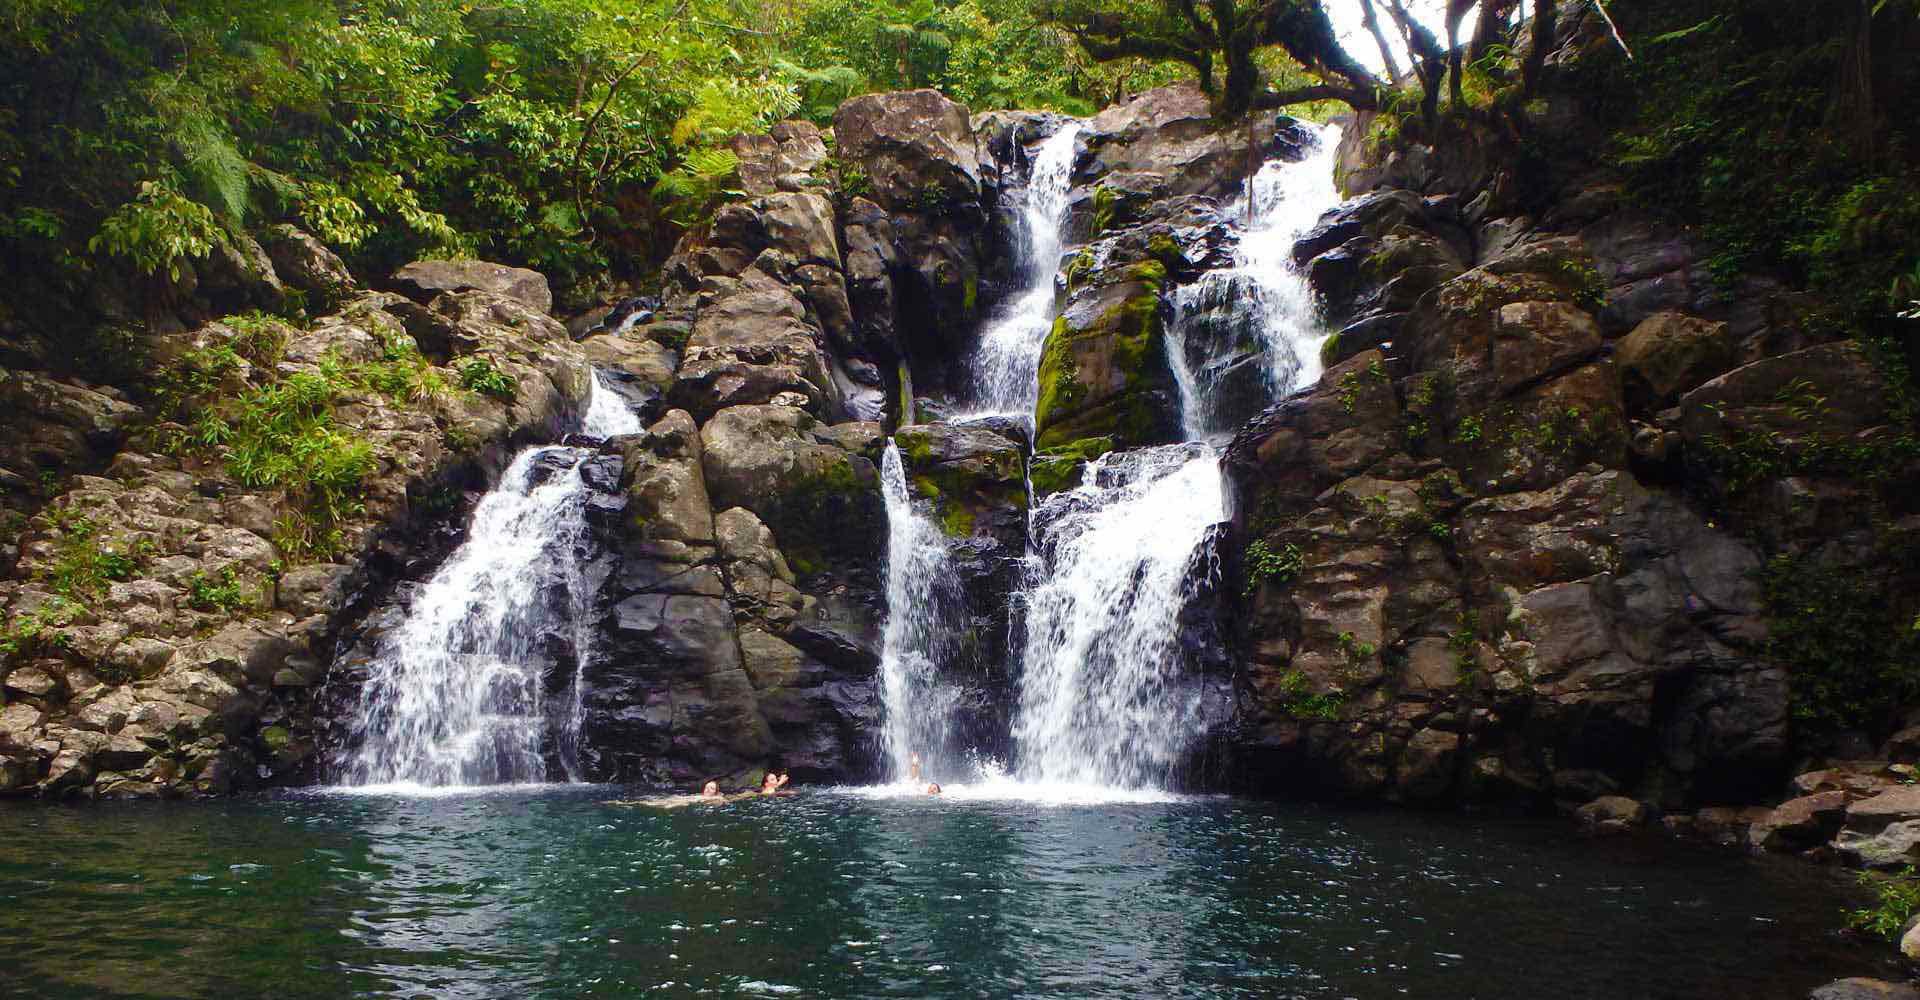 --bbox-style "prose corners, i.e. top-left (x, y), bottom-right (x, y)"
top-left (1225, 83), bottom-right (1919, 812)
